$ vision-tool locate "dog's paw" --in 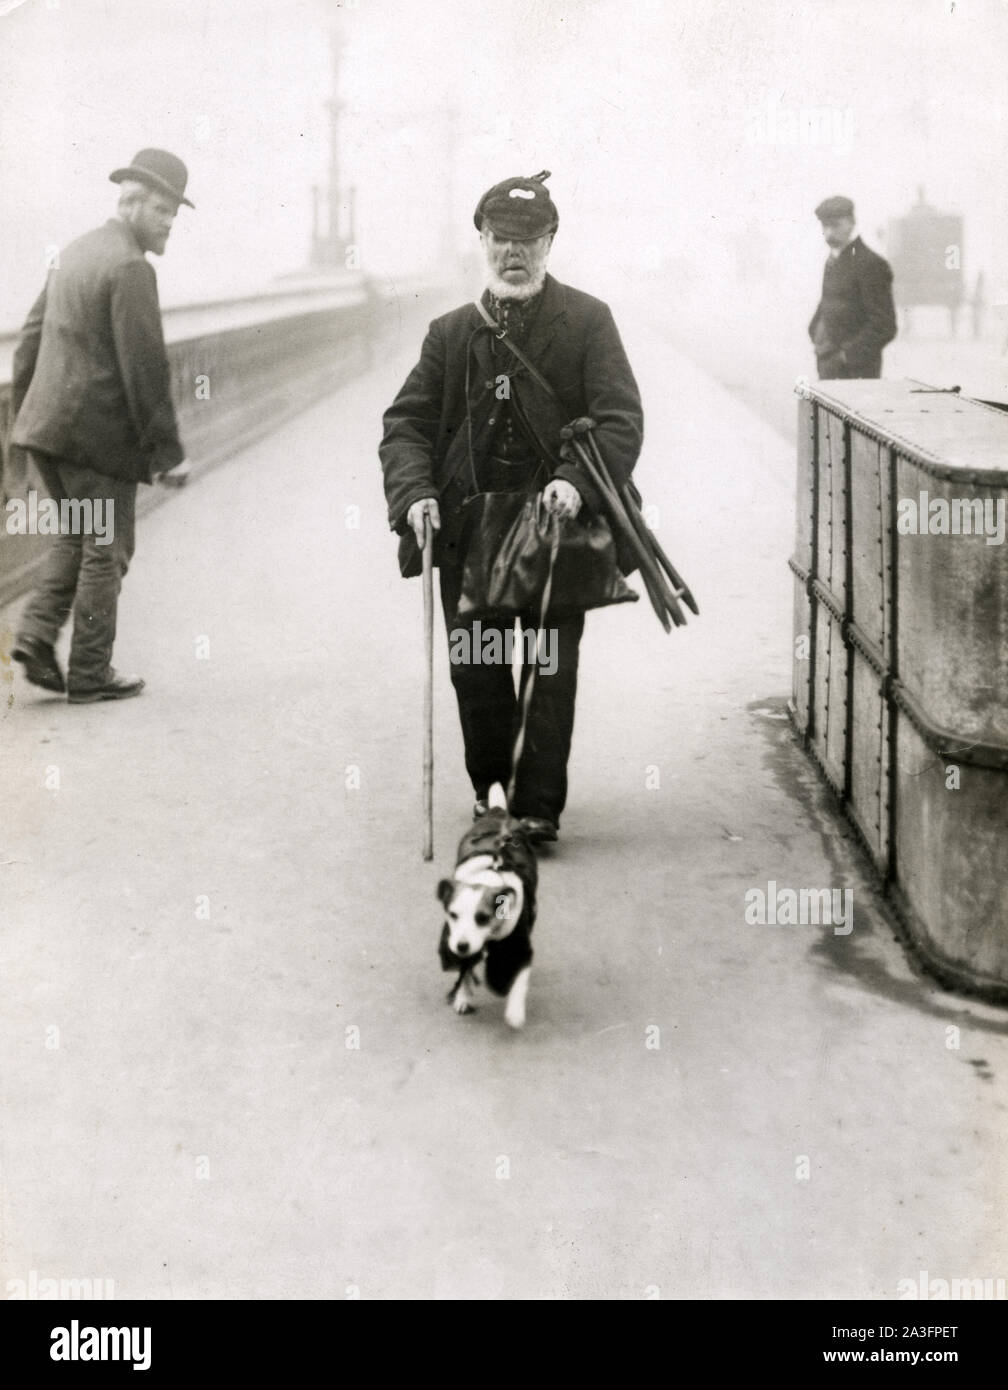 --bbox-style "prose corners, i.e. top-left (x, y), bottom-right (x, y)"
top-left (504, 999), bottom-right (526, 1029)
top-left (453, 996), bottom-right (476, 1016)
top-left (504, 967), bottom-right (530, 1029)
